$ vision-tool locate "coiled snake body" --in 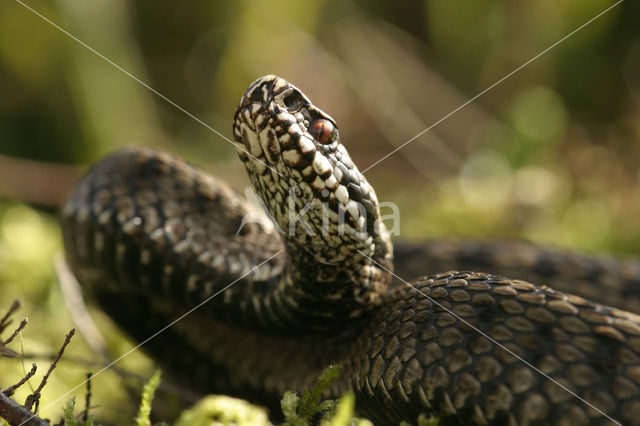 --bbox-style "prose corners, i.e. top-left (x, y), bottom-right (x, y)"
top-left (63, 75), bottom-right (640, 425)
